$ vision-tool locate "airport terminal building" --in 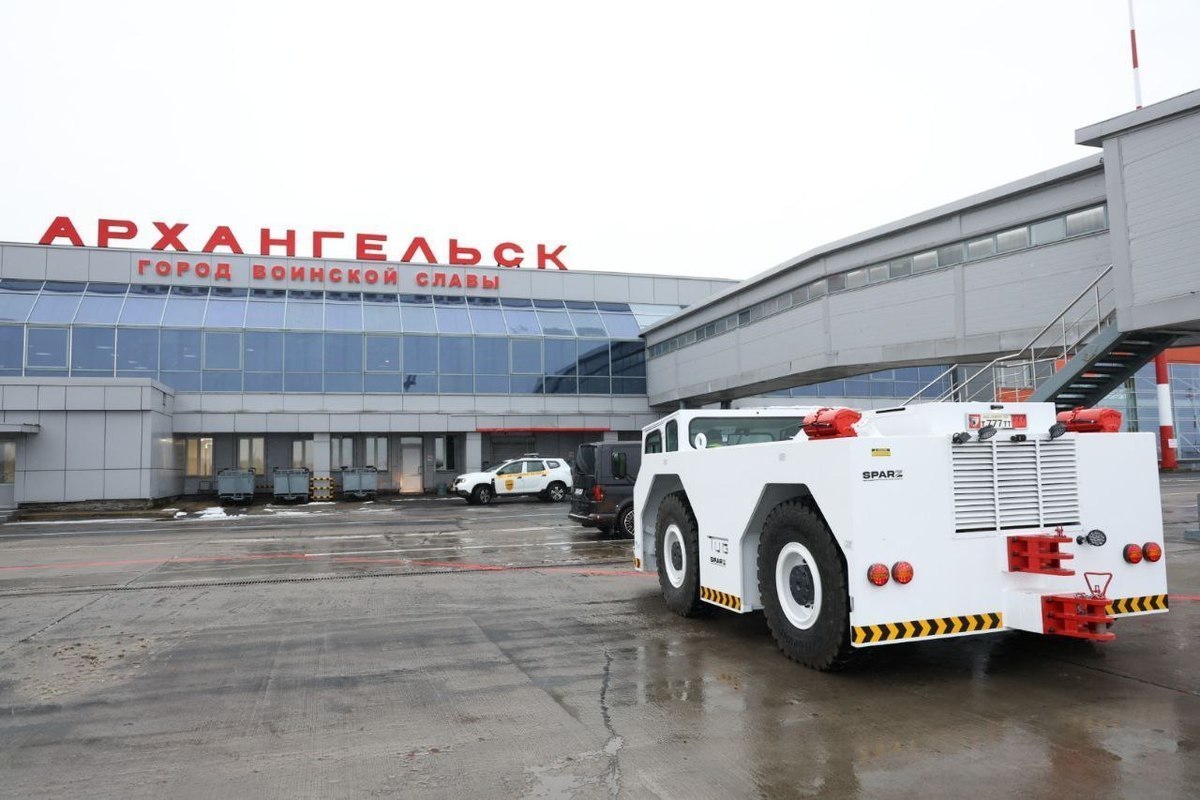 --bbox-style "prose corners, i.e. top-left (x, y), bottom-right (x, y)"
top-left (0, 244), bottom-right (729, 505)
top-left (3, 88), bottom-right (1200, 508)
